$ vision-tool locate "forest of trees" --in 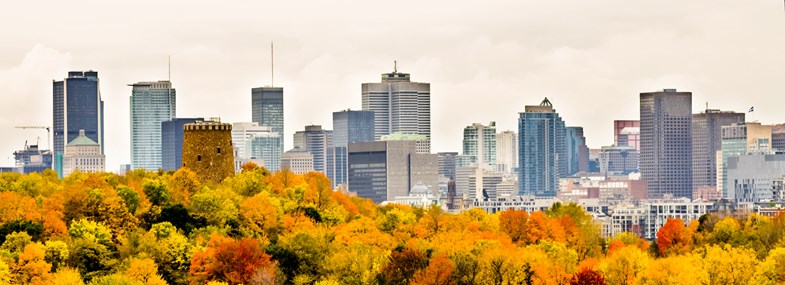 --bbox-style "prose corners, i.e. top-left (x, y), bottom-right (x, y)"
top-left (0, 163), bottom-right (784, 285)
